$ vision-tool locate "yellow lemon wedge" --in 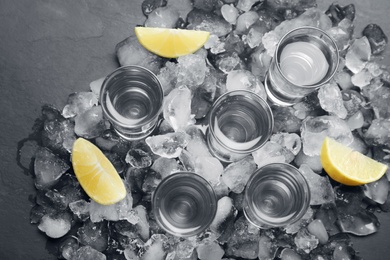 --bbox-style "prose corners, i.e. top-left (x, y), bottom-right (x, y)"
top-left (72, 138), bottom-right (126, 205)
top-left (135, 27), bottom-right (210, 58)
top-left (320, 137), bottom-right (388, 186)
